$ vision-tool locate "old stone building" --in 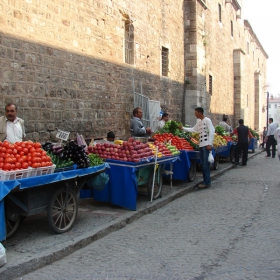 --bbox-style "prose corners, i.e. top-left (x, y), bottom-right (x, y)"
top-left (0, 0), bottom-right (267, 141)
